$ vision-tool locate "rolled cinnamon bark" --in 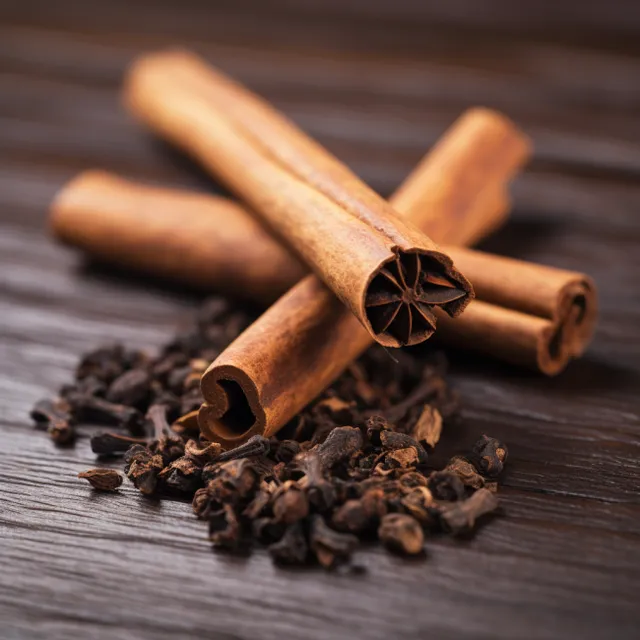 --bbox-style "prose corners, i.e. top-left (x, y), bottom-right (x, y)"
top-left (124, 50), bottom-right (473, 348)
top-left (435, 255), bottom-right (597, 375)
top-left (50, 171), bottom-right (306, 305)
top-left (196, 109), bottom-right (531, 446)
top-left (51, 171), bottom-right (595, 376)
